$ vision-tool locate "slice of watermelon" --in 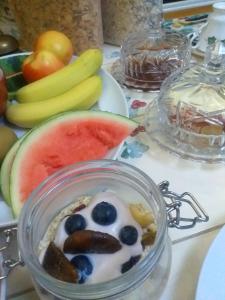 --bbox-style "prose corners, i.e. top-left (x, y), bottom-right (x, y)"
top-left (0, 138), bottom-right (22, 205)
top-left (10, 111), bottom-right (137, 216)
